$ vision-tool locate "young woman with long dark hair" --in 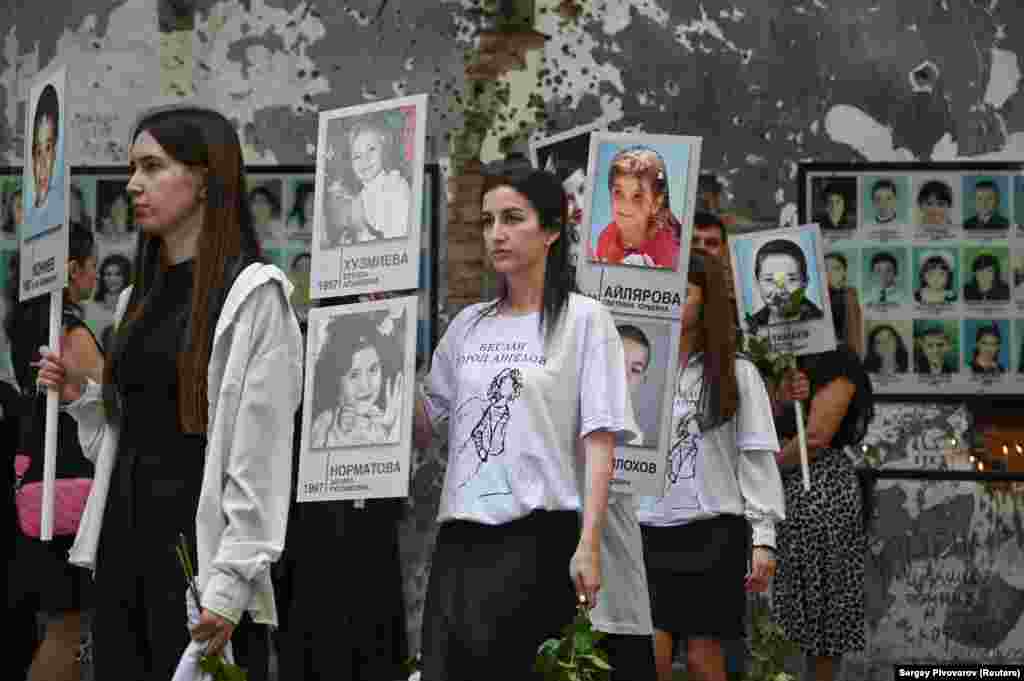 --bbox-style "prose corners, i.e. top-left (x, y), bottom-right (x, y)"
top-left (413, 168), bottom-right (632, 680)
top-left (637, 249), bottom-right (784, 681)
top-left (37, 106), bottom-right (303, 679)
